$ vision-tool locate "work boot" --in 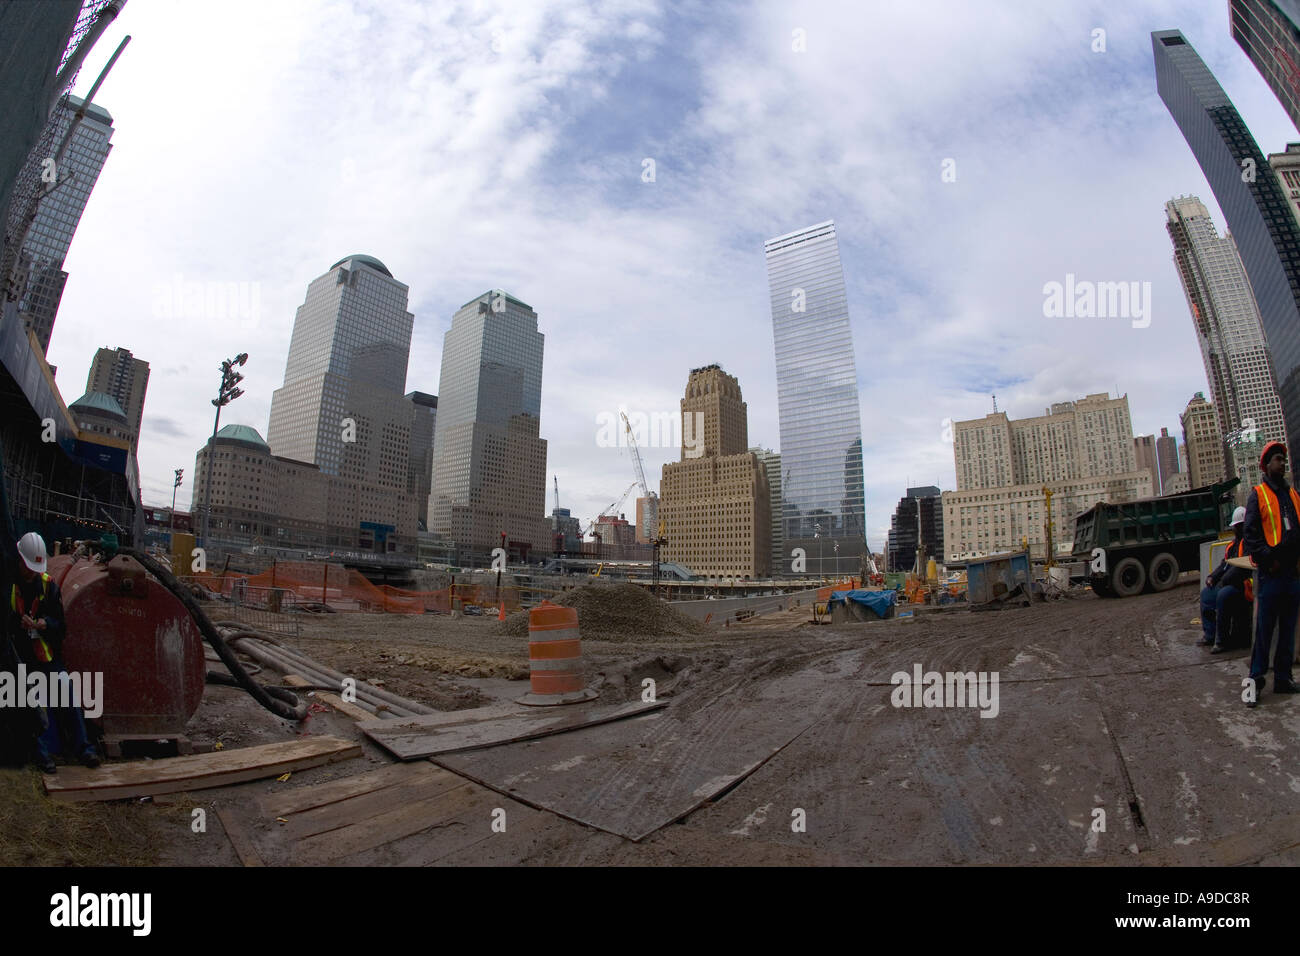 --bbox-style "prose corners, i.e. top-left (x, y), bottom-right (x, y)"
top-left (80, 749), bottom-right (100, 768)
top-left (1210, 644), bottom-right (1226, 654)
top-left (1273, 680), bottom-right (1300, 694)
top-left (39, 757), bottom-right (56, 774)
